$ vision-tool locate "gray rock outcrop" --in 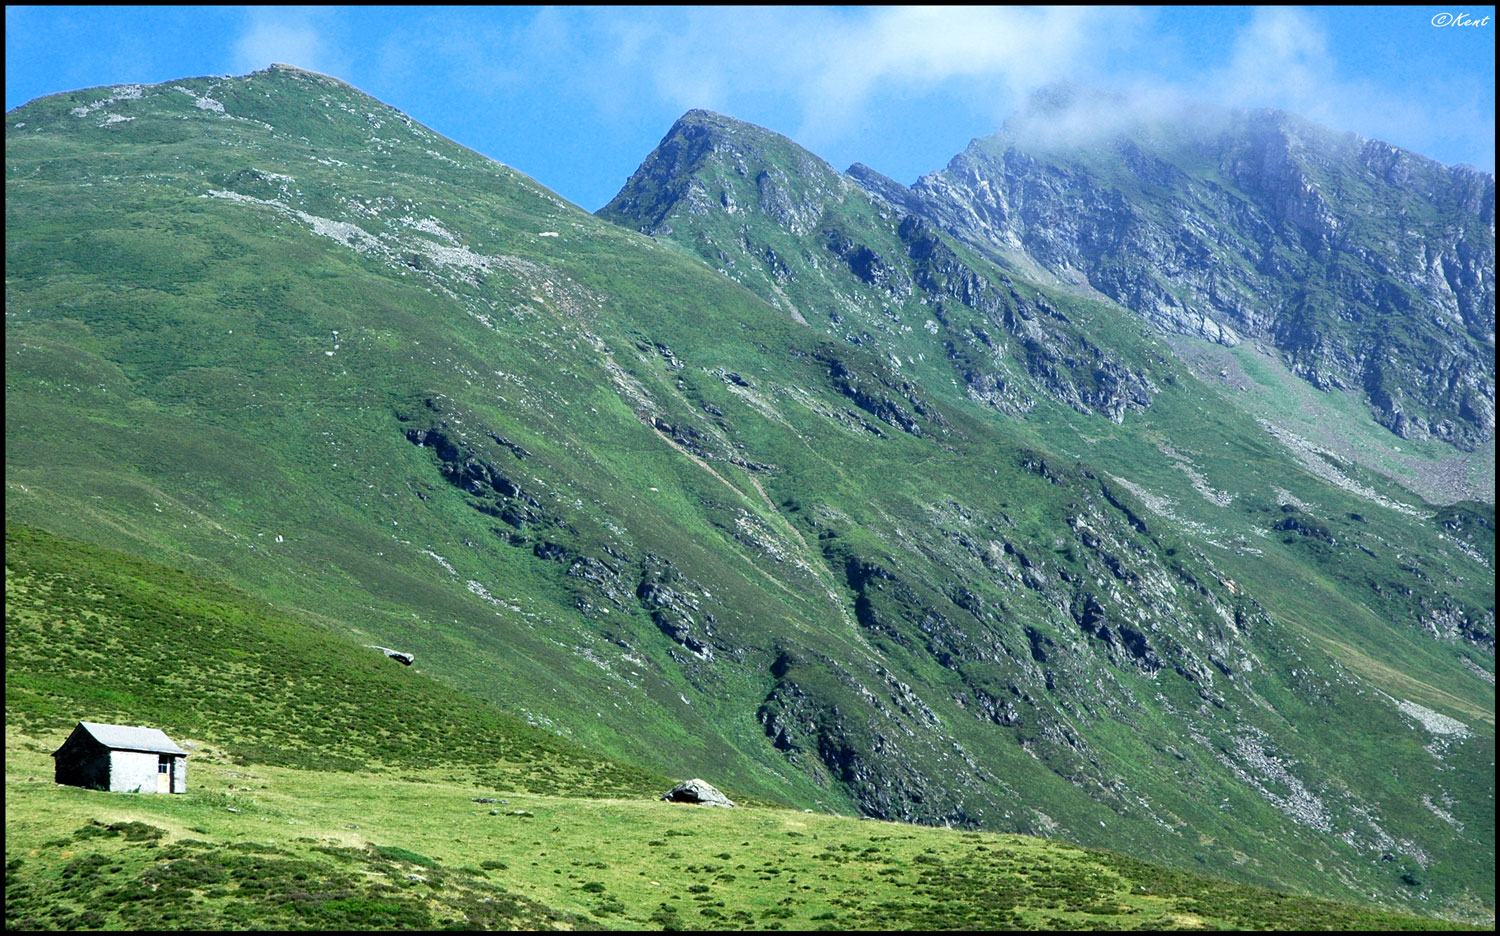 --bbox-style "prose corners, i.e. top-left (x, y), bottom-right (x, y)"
top-left (368, 645), bottom-right (415, 666)
top-left (660, 778), bottom-right (735, 807)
